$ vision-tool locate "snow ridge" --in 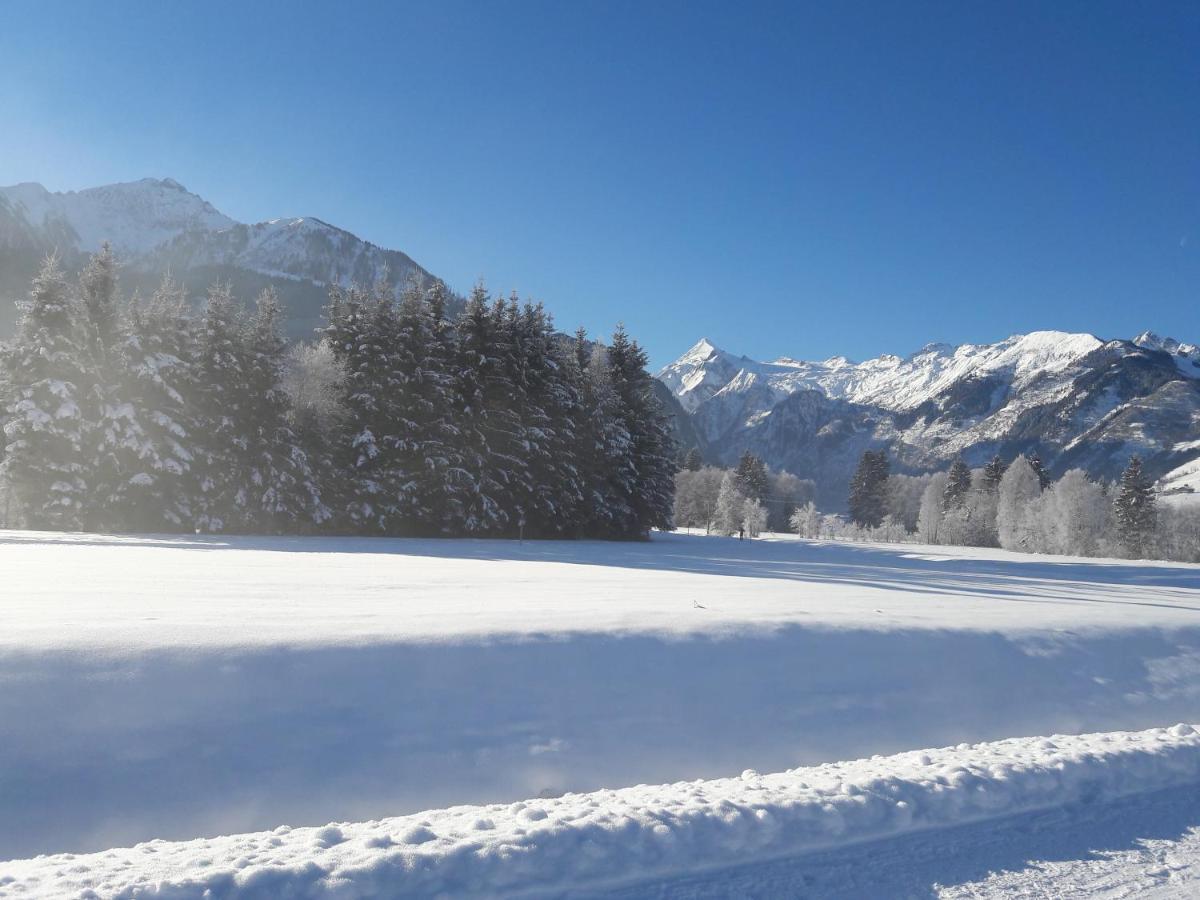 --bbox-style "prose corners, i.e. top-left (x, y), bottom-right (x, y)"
top-left (3, 725), bottom-right (1199, 899)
